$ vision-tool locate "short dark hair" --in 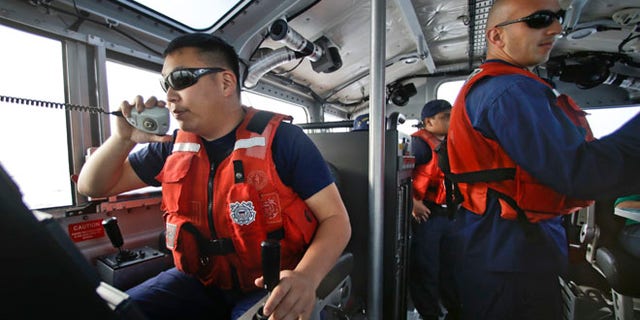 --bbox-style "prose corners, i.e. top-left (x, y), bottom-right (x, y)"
top-left (164, 33), bottom-right (241, 94)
